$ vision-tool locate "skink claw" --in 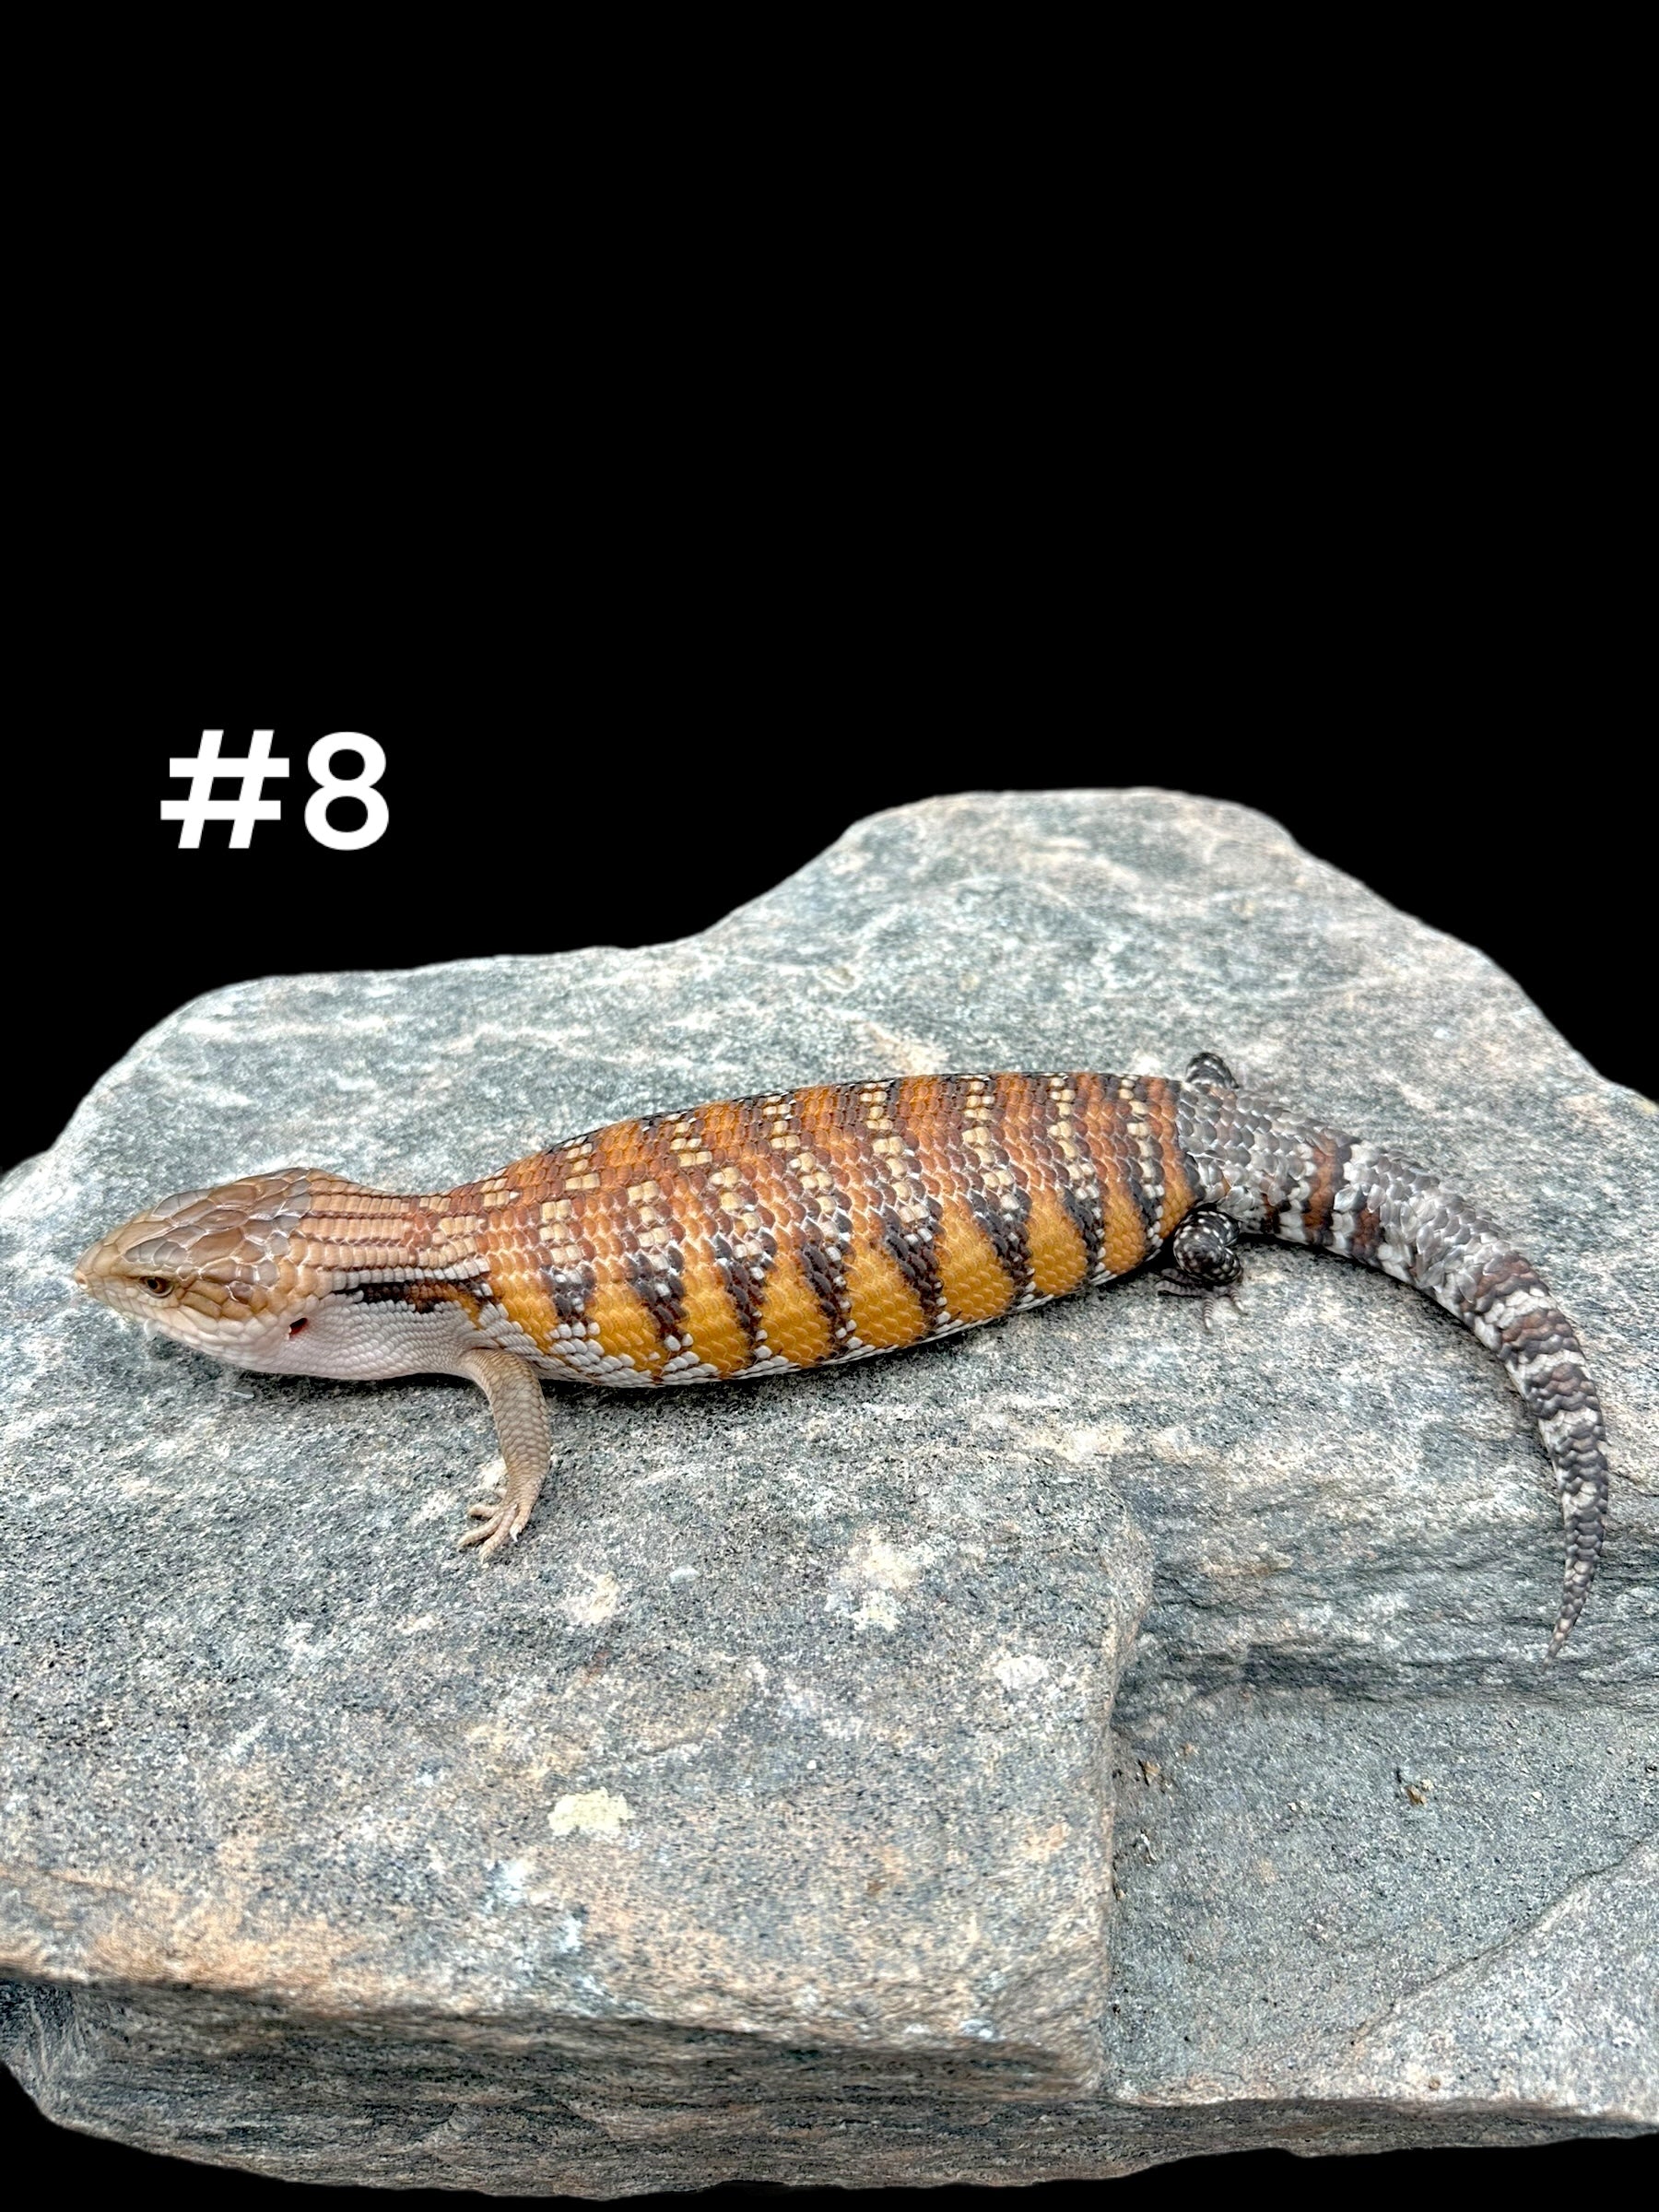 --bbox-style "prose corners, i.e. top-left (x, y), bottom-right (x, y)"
top-left (458, 1496), bottom-right (529, 1557)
